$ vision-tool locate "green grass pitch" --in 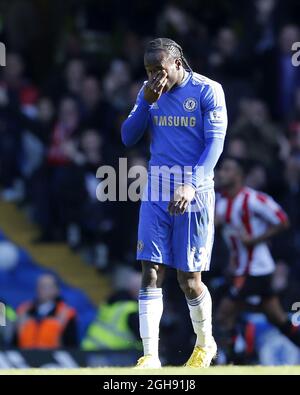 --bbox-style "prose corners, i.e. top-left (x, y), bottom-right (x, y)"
top-left (0, 366), bottom-right (299, 375)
